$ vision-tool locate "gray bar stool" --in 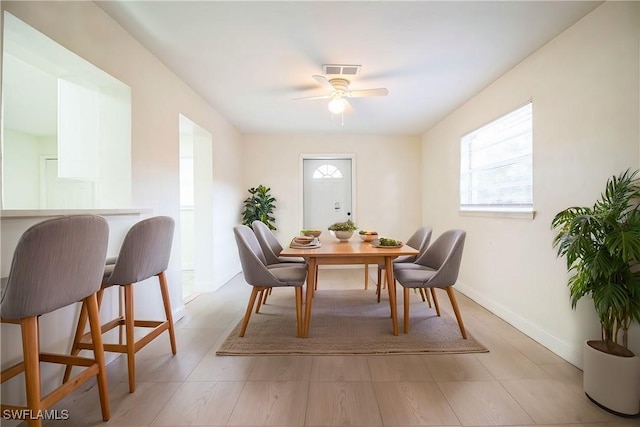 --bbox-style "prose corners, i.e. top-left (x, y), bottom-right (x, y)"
top-left (1, 215), bottom-right (110, 427)
top-left (64, 216), bottom-right (177, 393)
